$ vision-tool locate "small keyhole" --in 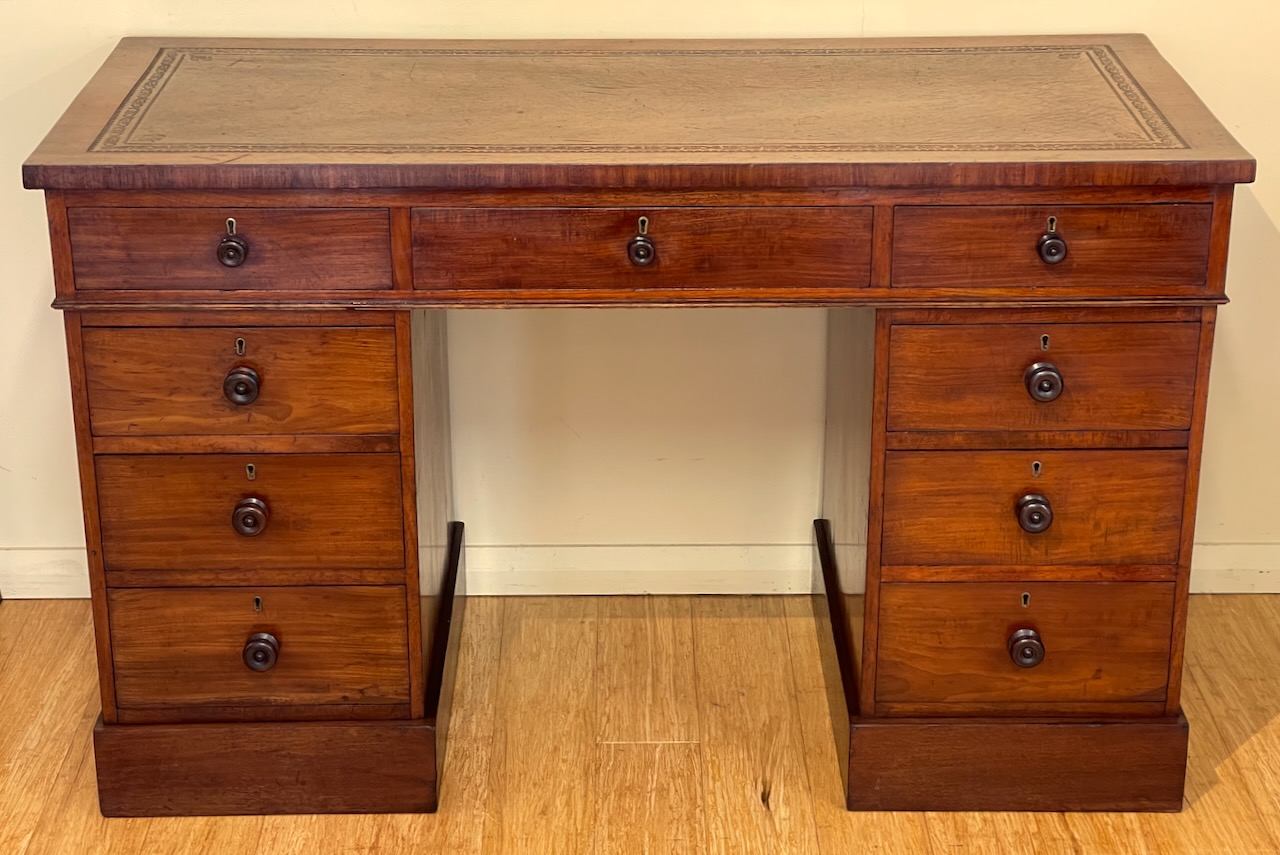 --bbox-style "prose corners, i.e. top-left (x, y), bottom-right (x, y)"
top-left (1032, 460), bottom-right (1042, 478)
top-left (637, 216), bottom-right (649, 236)
top-left (1040, 334), bottom-right (1050, 351)
top-left (235, 337), bottom-right (246, 356)
top-left (1047, 216), bottom-right (1057, 233)
top-left (253, 596), bottom-right (263, 612)
top-left (246, 463), bottom-right (256, 481)
top-left (226, 217), bottom-right (237, 236)
top-left (1022, 592), bottom-right (1031, 608)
